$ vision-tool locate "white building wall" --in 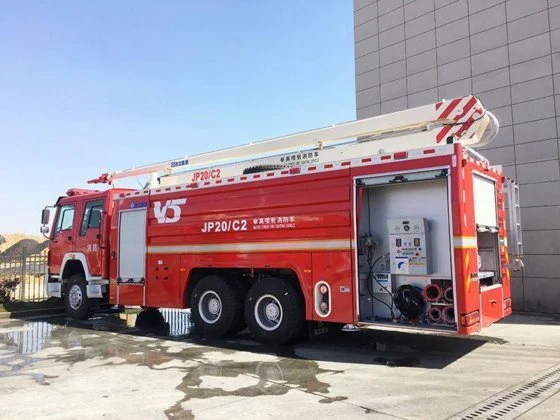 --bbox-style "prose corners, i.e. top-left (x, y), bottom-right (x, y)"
top-left (354, 0), bottom-right (560, 313)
